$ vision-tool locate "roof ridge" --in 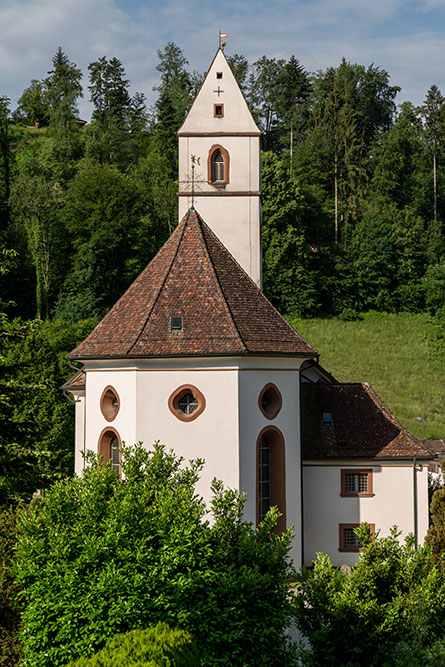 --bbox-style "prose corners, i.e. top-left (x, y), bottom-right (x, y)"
top-left (195, 211), bottom-right (247, 351)
top-left (126, 213), bottom-right (190, 354)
